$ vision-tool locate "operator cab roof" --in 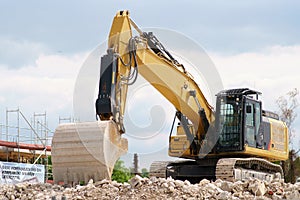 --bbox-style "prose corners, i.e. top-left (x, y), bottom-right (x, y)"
top-left (217, 88), bottom-right (262, 100)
